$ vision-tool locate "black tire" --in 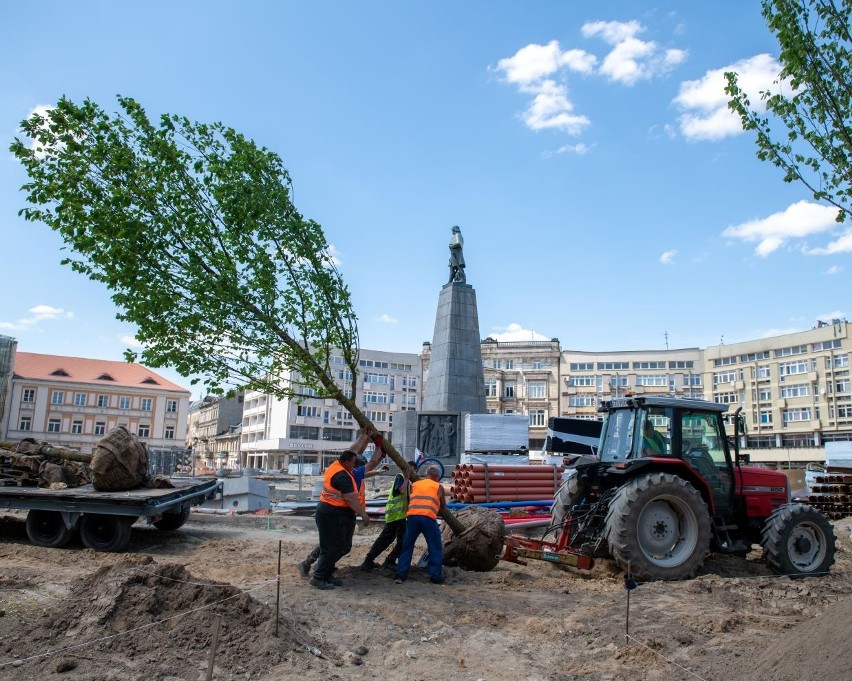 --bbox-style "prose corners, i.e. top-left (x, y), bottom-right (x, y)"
top-left (80, 514), bottom-right (133, 552)
top-left (761, 503), bottom-right (836, 577)
top-left (605, 472), bottom-right (711, 581)
top-left (153, 508), bottom-right (190, 531)
top-left (25, 510), bottom-right (74, 548)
